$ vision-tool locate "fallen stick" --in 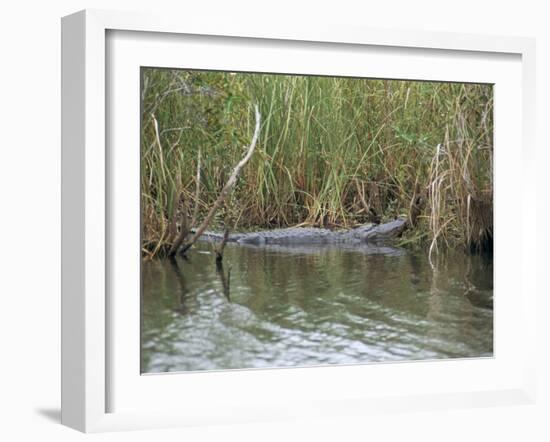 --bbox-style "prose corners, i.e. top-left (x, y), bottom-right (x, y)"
top-left (215, 226), bottom-right (230, 262)
top-left (174, 104), bottom-right (261, 256)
